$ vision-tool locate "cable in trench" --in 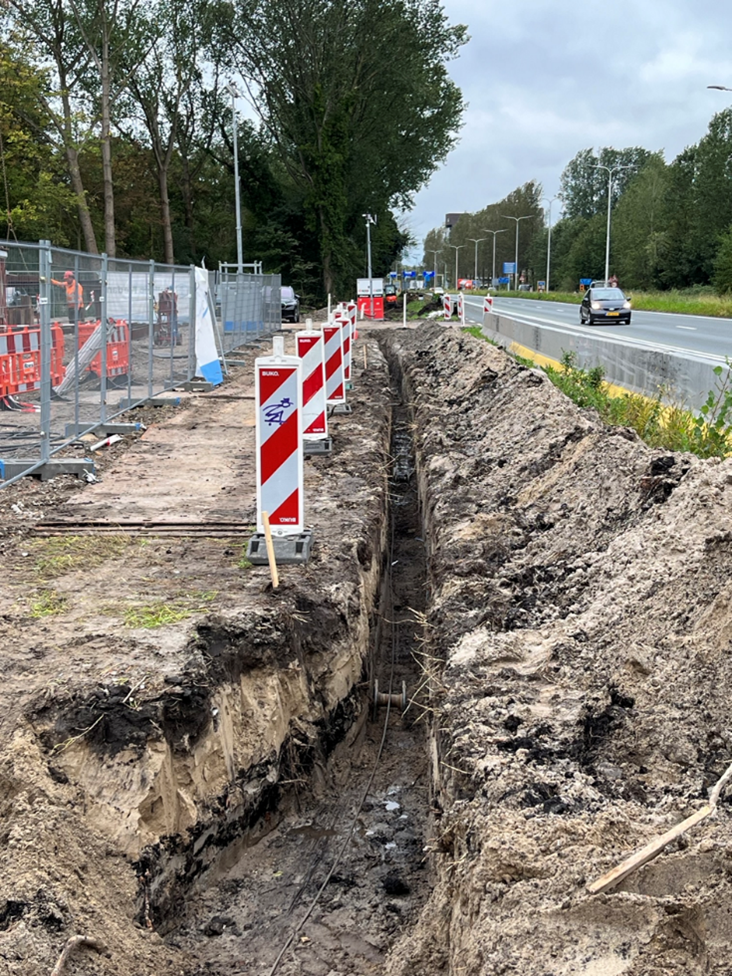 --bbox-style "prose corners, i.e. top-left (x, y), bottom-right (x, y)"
top-left (266, 408), bottom-right (415, 976)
